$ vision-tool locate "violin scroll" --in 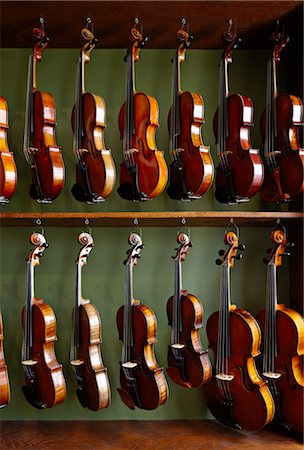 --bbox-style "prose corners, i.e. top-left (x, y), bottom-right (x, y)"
top-left (77, 232), bottom-right (94, 265)
top-left (215, 230), bottom-right (245, 267)
top-left (28, 232), bottom-right (48, 266)
top-left (262, 223), bottom-right (293, 267)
